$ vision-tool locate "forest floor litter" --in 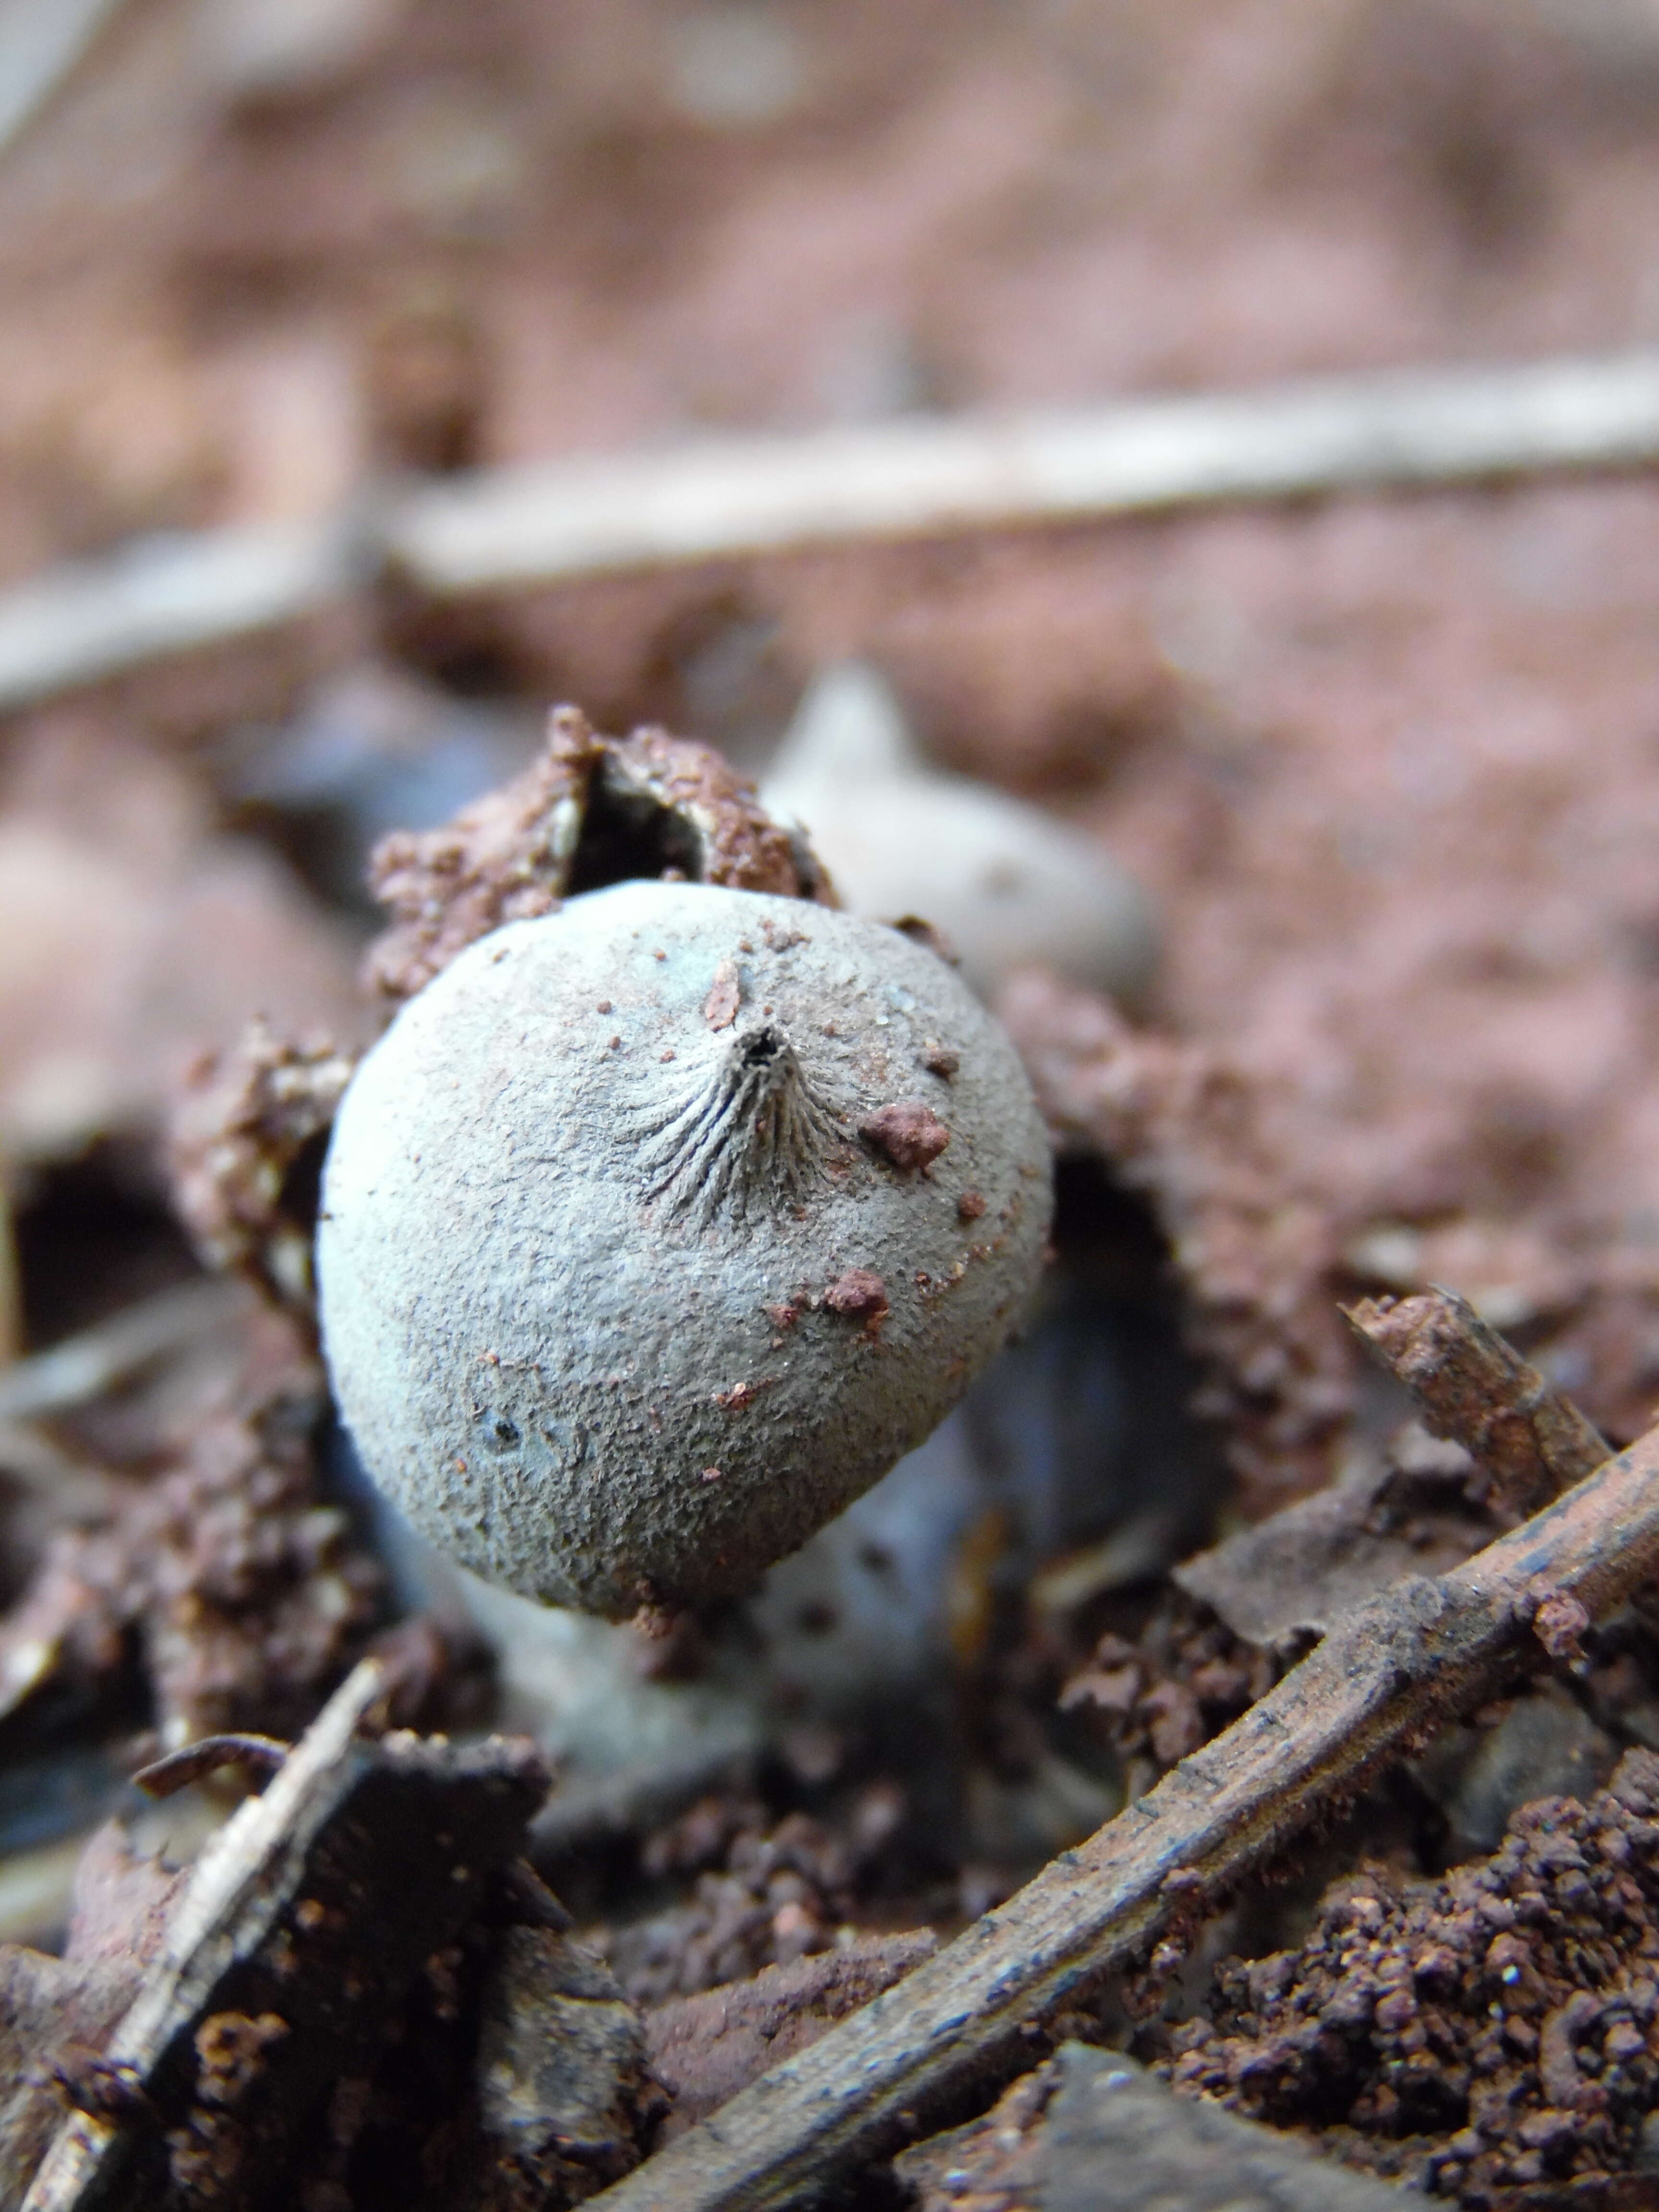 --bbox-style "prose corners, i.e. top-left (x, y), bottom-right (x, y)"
top-left (3, 3), bottom-right (1659, 2205)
